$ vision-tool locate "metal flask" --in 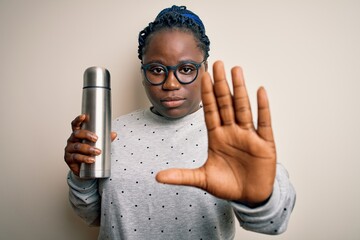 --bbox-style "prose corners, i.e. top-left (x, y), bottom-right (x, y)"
top-left (79, 66), bottom-right (111, 178)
